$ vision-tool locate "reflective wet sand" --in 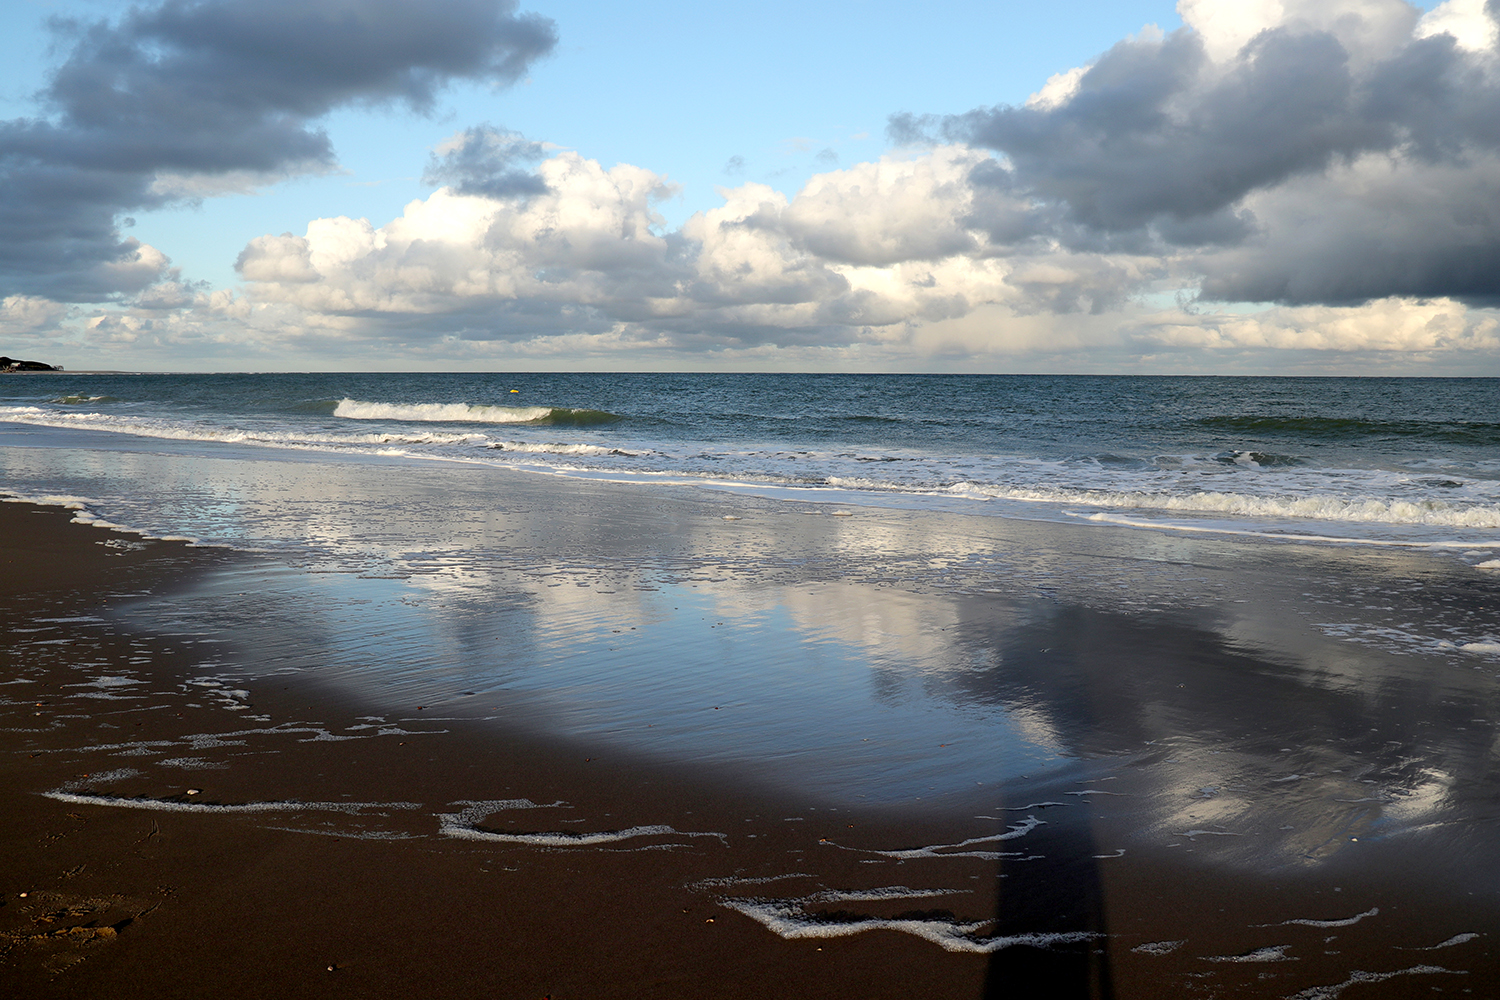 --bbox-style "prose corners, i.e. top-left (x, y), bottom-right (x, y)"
top-left (4, 452), bottom-right (1500, 997)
